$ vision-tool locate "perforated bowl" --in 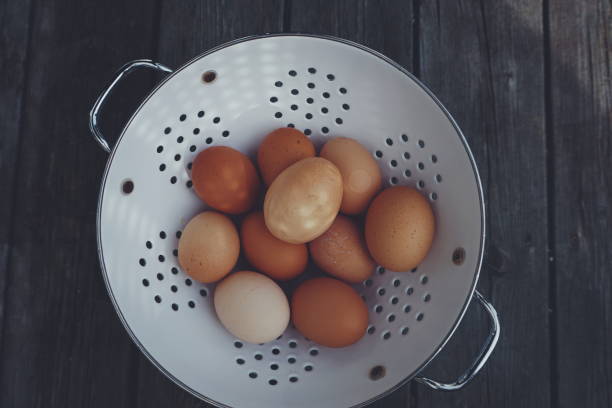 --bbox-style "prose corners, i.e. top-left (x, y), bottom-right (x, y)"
top-left (89, 34), bottom-right (500, 408)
